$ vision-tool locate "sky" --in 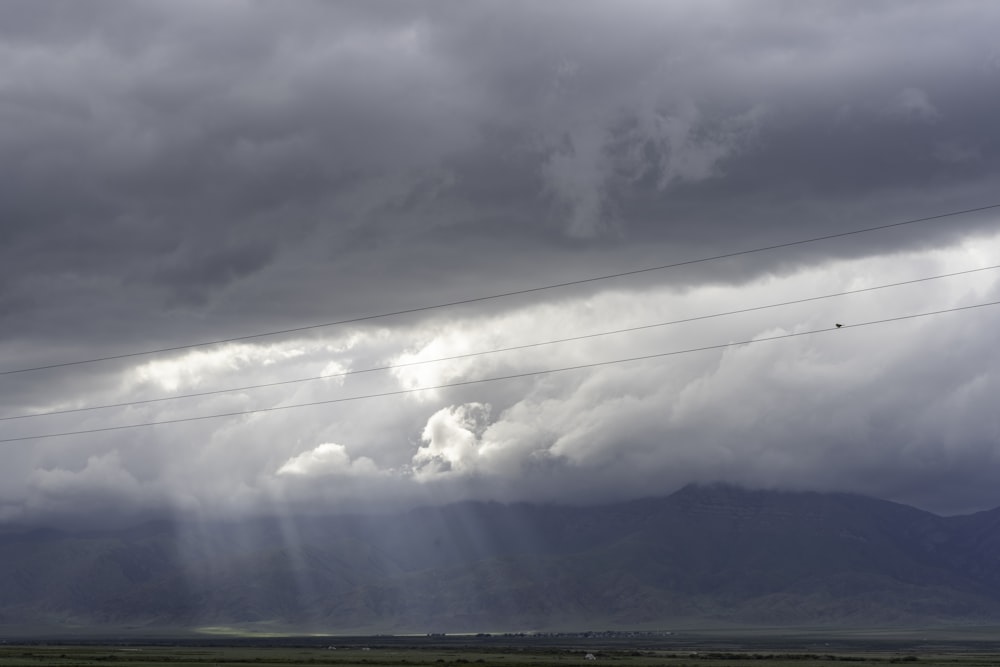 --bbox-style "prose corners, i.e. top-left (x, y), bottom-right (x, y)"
top-left (2, 0), bottom-right (1000, 528)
